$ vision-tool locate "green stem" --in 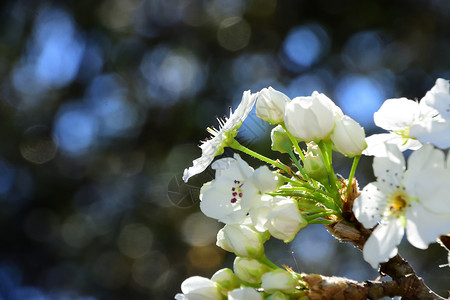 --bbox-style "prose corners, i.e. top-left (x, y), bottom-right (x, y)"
top-left (304, 211), bottom-right (336, 222)
top-left (281, 124), bottom-right (306, 163)
top-left (317, 141), bottom-right (340, 201)
top-left (258, 255), bottom-right (279, 270)
top-left (229, 139), bottom-right (290, 174)
top-left (345, 155), bottom-right (360, 198)
top-left (308, 219), bottom-right (336, 225)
